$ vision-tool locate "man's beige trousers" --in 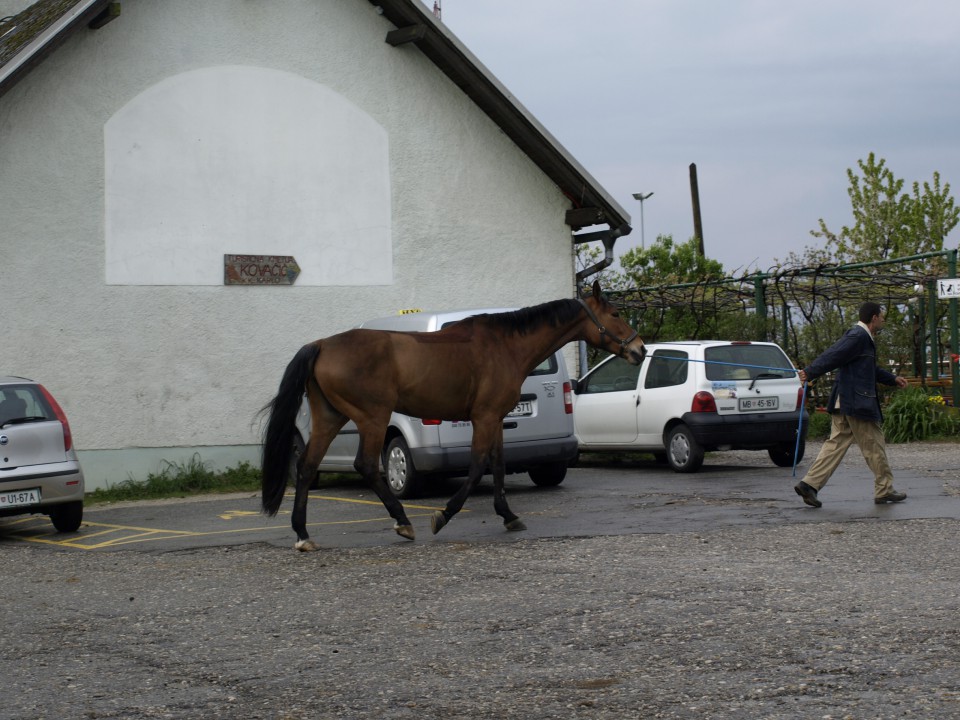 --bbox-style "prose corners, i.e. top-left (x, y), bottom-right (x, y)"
top-left (801, 413), bottom-right (895, 498)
